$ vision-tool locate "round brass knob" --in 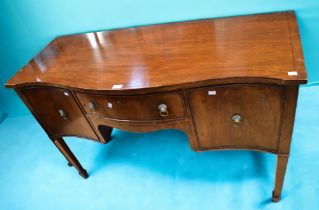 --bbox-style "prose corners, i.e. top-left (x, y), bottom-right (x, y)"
top-left (58, 109), bottom-right (68, 120)
top-left (158, 104), bottom-right (168, 117)
top-left (88, 102), bottom-right (98, 113)
top-left (232, 114), bottom-right (242, 124)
